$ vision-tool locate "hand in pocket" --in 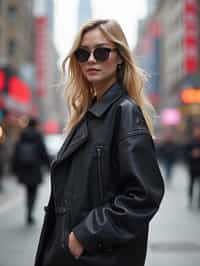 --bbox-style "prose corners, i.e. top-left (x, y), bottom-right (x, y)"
top-left (68, 232), bottom-right (84, 258)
